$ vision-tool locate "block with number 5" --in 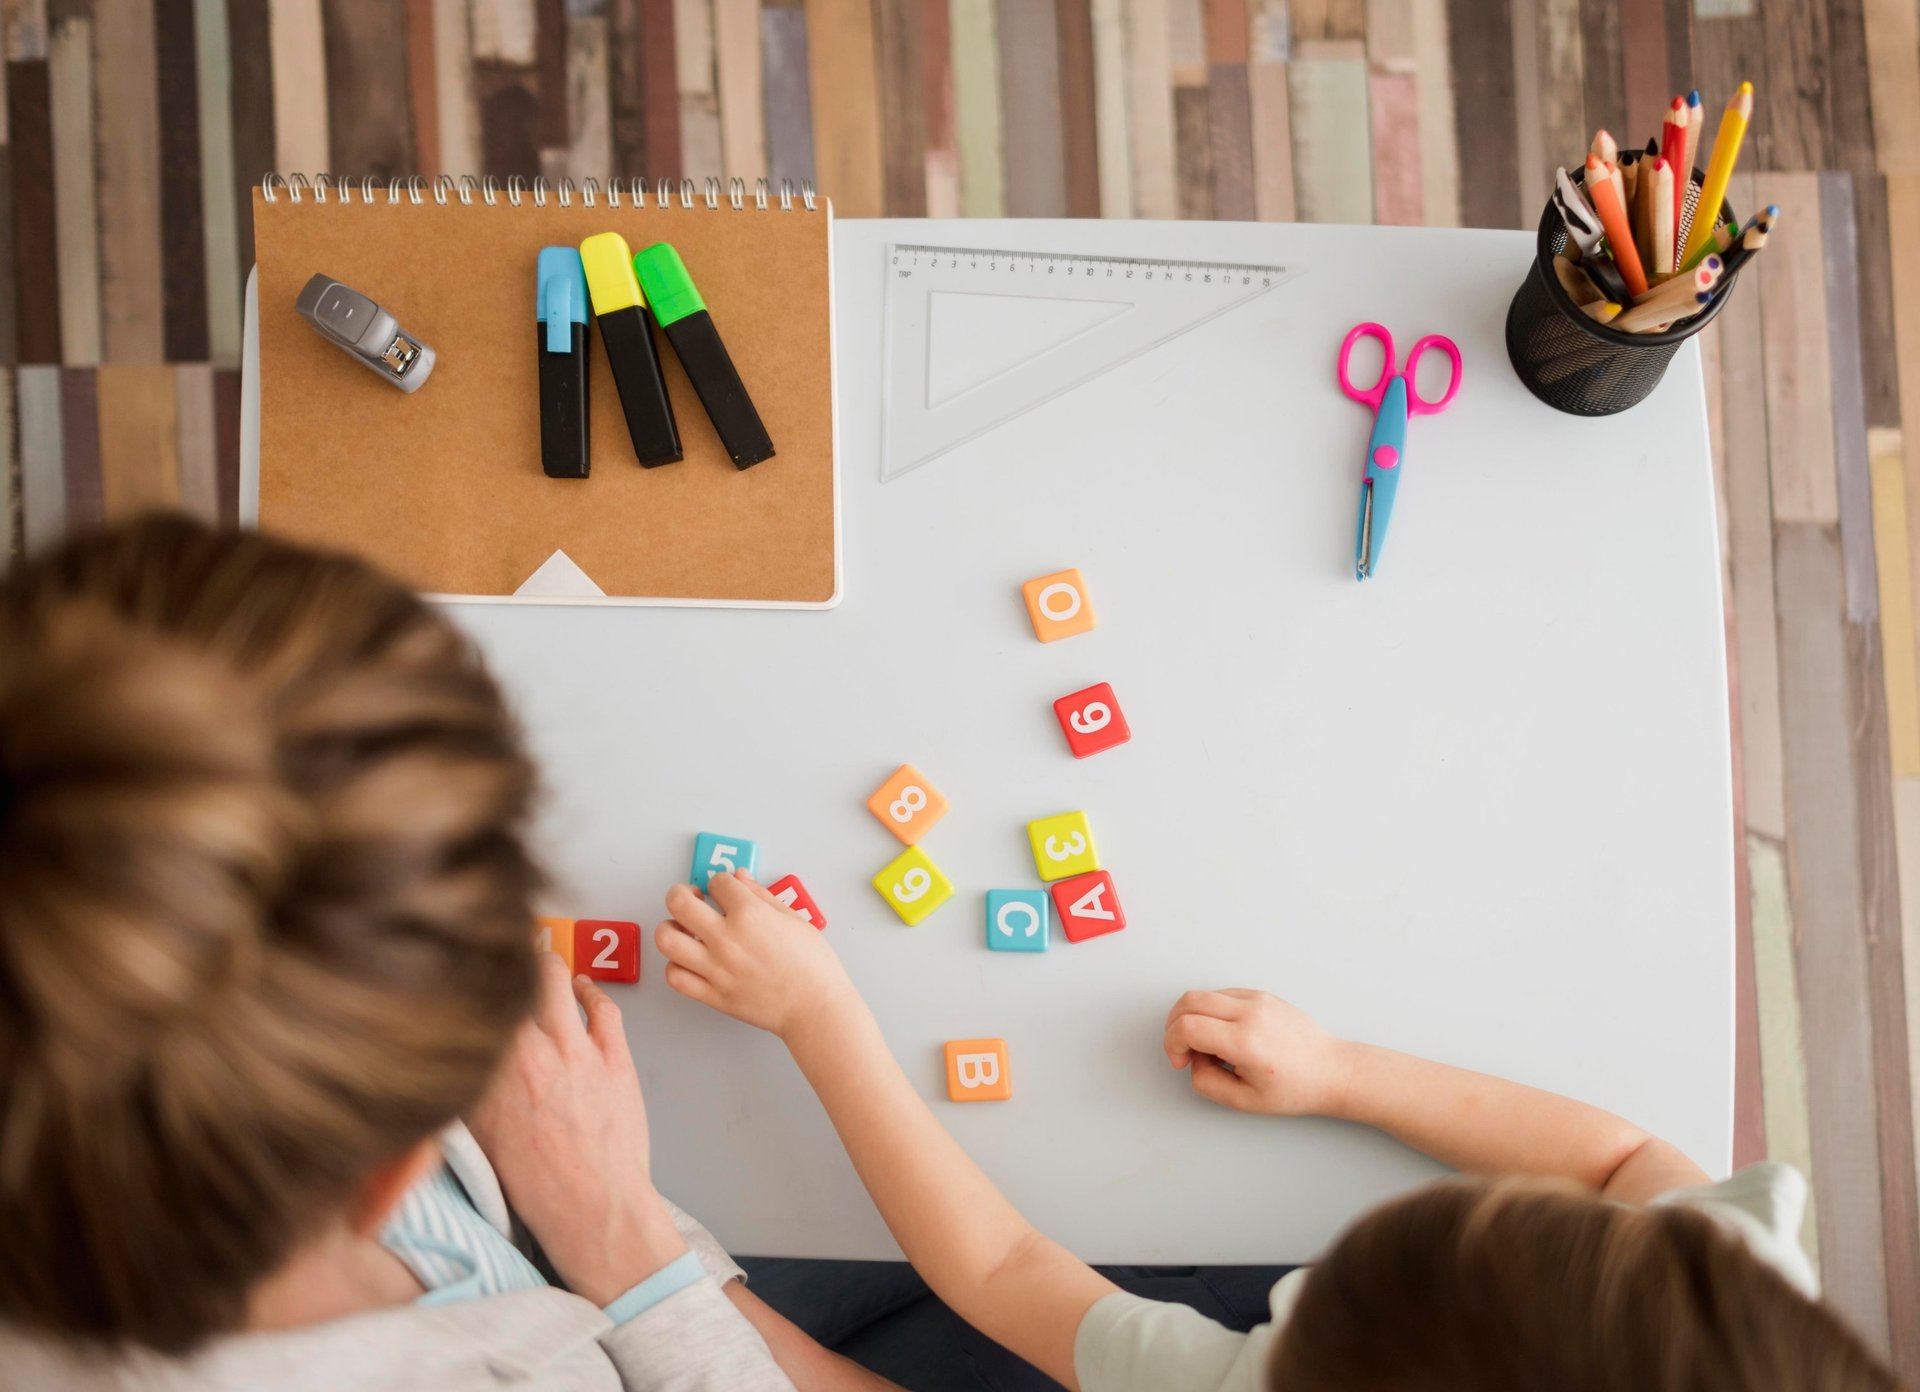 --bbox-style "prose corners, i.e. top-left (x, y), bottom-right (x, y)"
top-left (872, 845), bottom-right (955, 926)
top-left (867, 764), bottom-right (948, 845)
top-left (691, 832), bottom-right (759, 888)
top-left (1027, 810), bottom-right (1099, 881)
top-left (1051, 870), bottom-right (1126, 942)
top-left (576, 919), bottom-right (641, 982)
top-left (1053, 682), bottom-right (1131, 758)
top-left (768, 873), bottom-right (827, 930)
